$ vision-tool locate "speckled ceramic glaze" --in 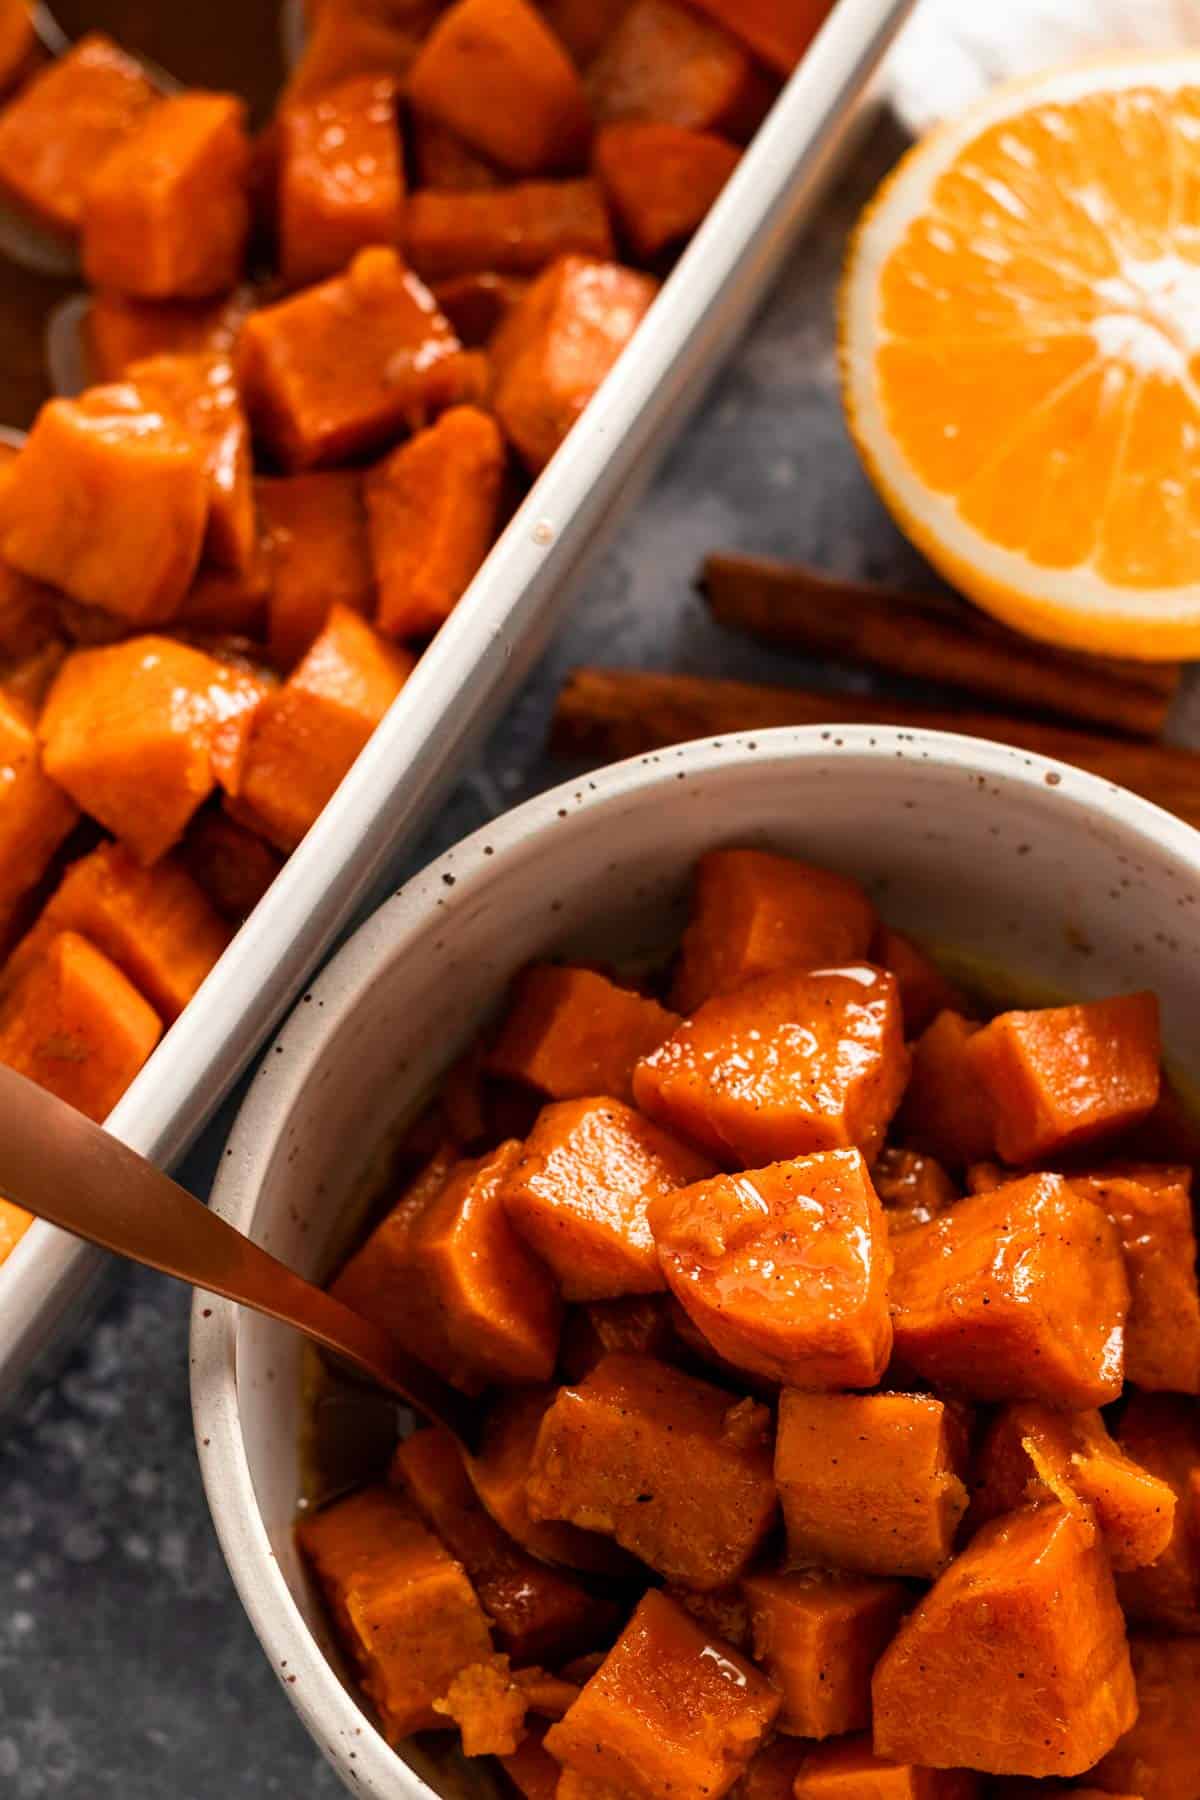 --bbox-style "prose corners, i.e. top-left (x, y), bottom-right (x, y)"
top-left (192, 726), bottom-right (1200, 1800)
